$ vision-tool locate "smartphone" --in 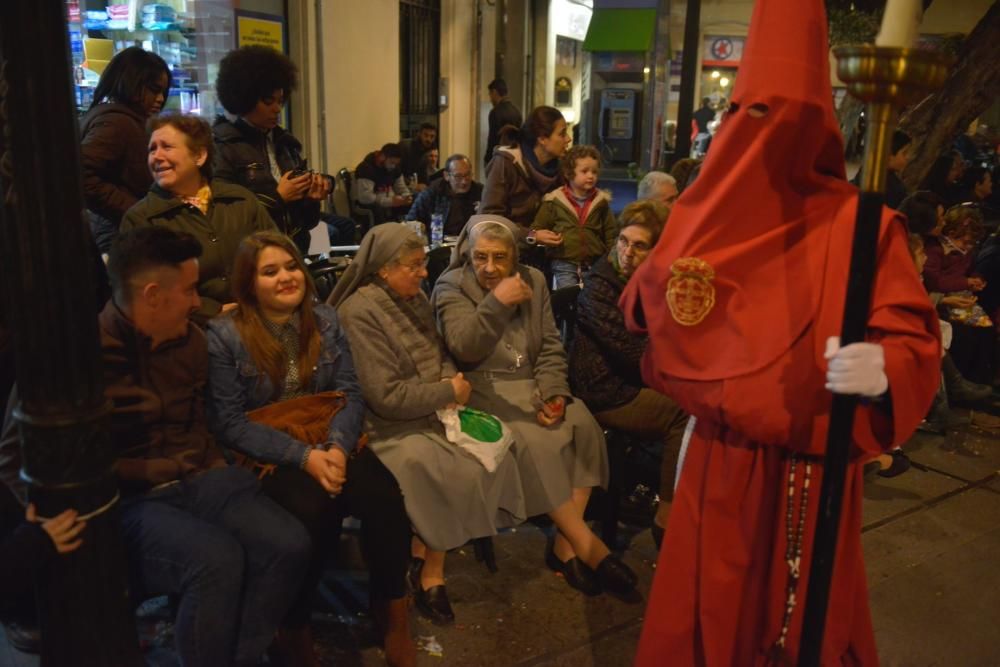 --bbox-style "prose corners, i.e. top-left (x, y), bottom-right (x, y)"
top-left (290, 168), bottom-right (310, 178)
